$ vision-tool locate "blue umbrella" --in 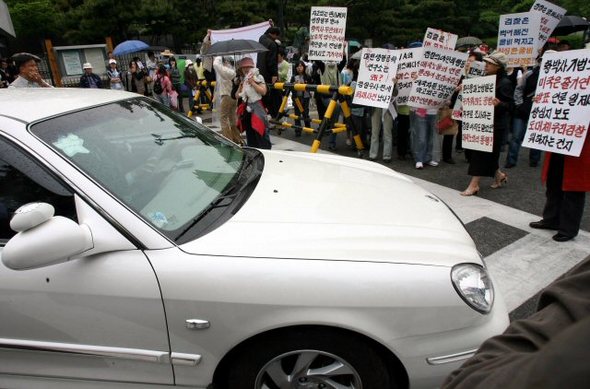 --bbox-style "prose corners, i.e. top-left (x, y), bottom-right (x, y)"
top-left (113, 40), bottom-right (150, 56)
